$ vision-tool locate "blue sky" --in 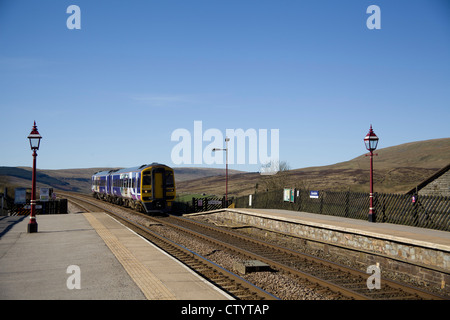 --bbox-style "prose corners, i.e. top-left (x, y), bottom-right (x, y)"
top-left (0, 0), bottom-right (449, 171)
